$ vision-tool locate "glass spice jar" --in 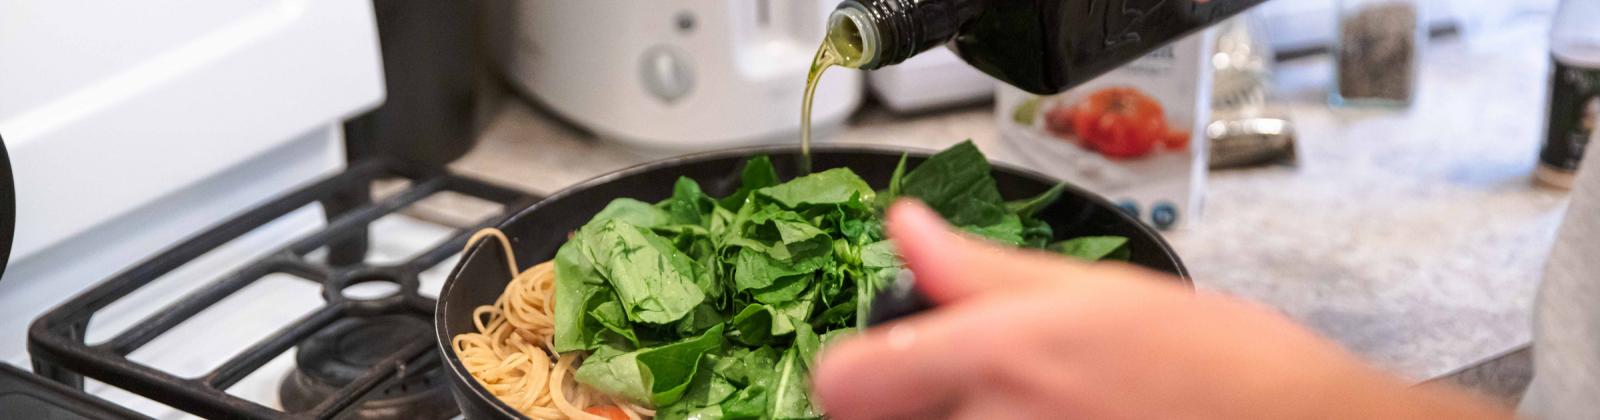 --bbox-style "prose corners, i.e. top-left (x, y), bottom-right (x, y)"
top-left (1331, 0), bottom-right (1425, 107)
